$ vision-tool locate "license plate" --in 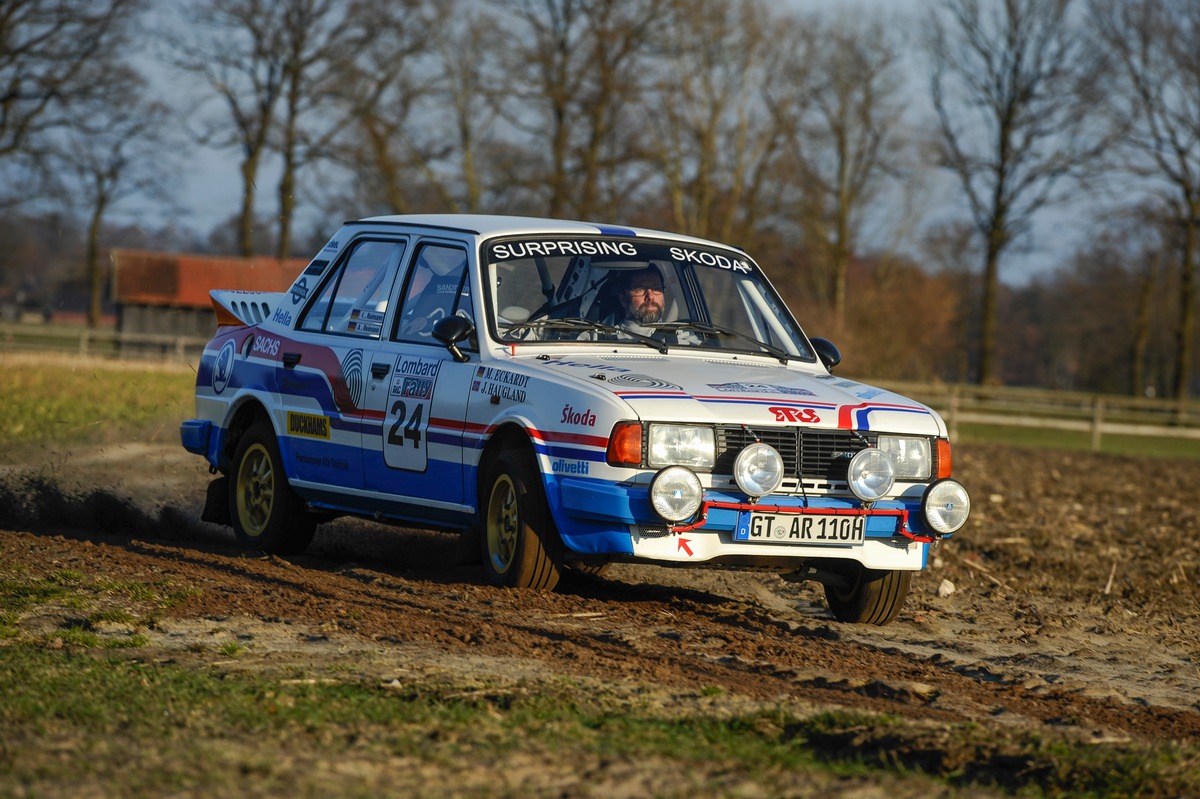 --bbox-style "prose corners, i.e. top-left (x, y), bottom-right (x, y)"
top-left (734, 512), bottom-right (865, 546)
